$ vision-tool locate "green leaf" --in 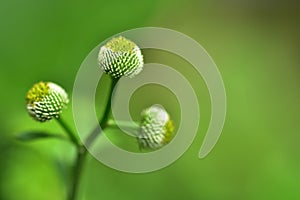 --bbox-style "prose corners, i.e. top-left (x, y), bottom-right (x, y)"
top-left (17, 131), bottom-right (65, 142)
